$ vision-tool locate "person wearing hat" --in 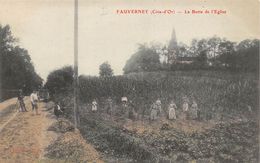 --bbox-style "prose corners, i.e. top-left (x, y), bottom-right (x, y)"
top-left (92, 99), bottom-right (98, 112)
top-left (150, 102), bottom-right (159, 121)
top-left (190, 99), bottom-right (199, 119)
top-left (121, 96), bottom-right (128, 107)
top-left (54, 102), bottom-right (63, 119)
top-left (30, 90), bottom-right (39, 115)
top-left (155, 98), bottom-right (162, 117)
top-left (182, 96), bottom-right (189, 119)
top-left (105, 97), bottom-right (113, 116)
top-left (17, 90), bottom-right (27, 112)
top-left (168, 100), bottom-right (177, 120)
